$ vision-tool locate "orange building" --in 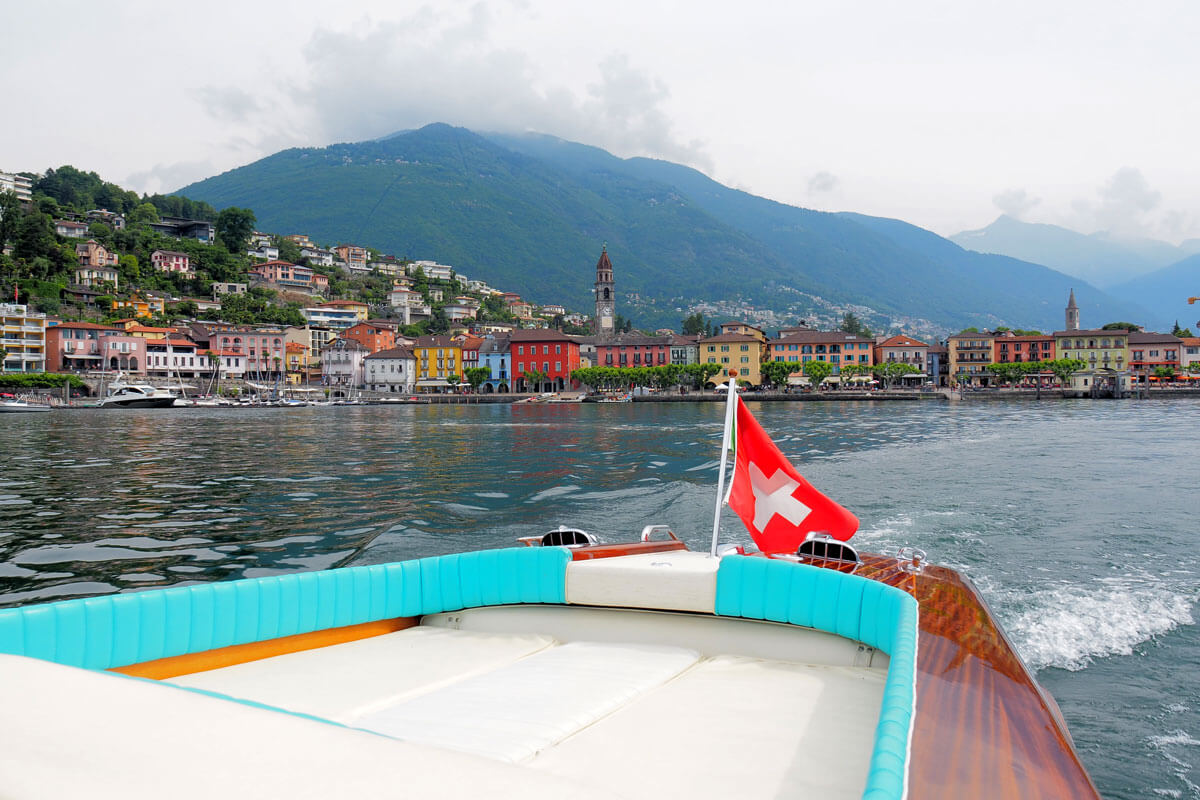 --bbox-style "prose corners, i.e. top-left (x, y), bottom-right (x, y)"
top-left (341, 321), bottom-right (398, 354)
top-left (992, 333), bottom-right (1055, 365)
